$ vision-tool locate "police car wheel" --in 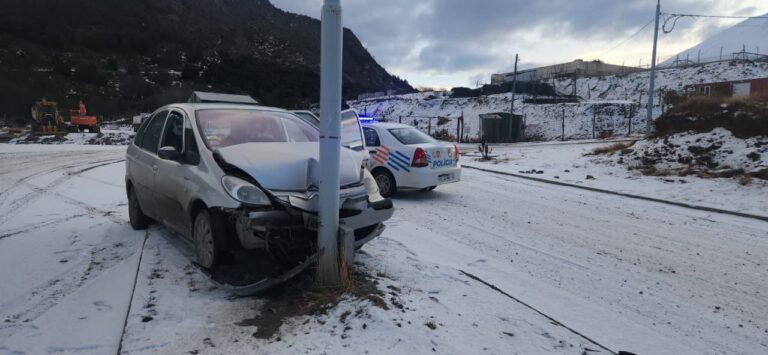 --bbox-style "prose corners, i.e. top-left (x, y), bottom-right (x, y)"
top-left (373, 170), bottom-right (397, 198)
